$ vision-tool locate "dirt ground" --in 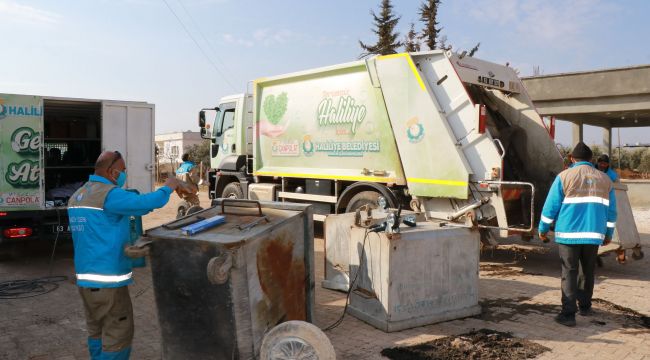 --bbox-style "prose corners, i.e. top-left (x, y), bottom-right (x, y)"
top-left (0, 190), bottom-right (649, 359)
top-left (381, 328), bottom-right (551, 360)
